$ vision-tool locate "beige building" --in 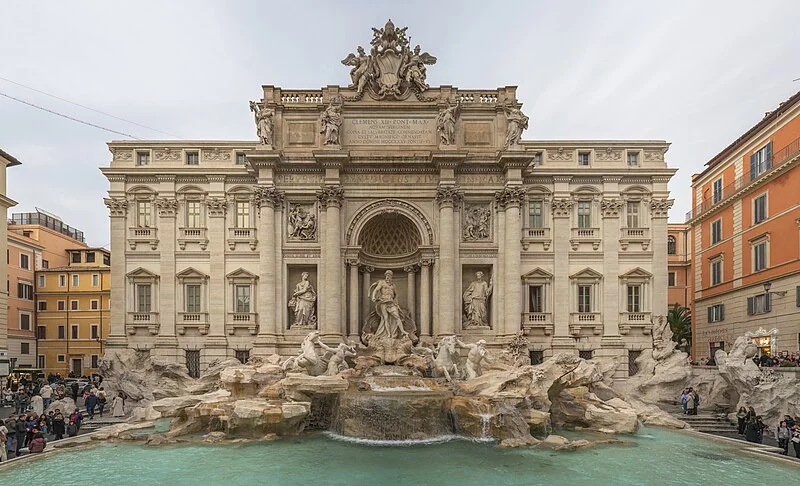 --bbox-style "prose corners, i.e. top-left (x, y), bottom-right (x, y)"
top-left (102, 21), bottom-right (676, 379)
top-left (1, 148), bottom-right (22, 377)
